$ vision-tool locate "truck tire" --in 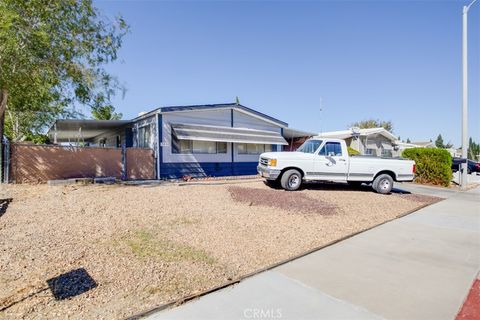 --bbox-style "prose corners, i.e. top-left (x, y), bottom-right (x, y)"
top-left (280, 169), bottom-right (302, 191)
top-left (372, 174), bottom-right (393, 194)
